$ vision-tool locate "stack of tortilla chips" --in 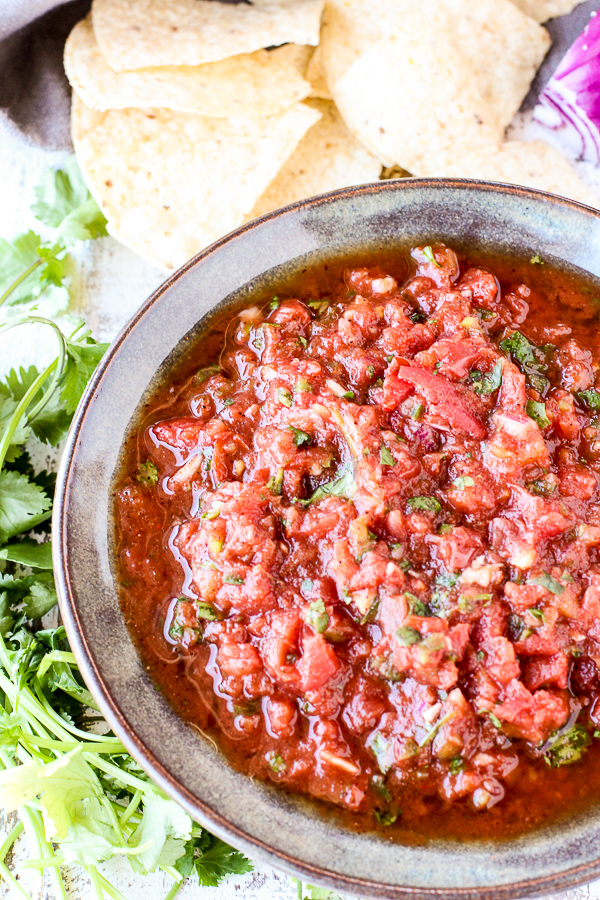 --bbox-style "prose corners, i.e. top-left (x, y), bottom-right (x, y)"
top-left (66, 0), bottom-right (593, 271)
